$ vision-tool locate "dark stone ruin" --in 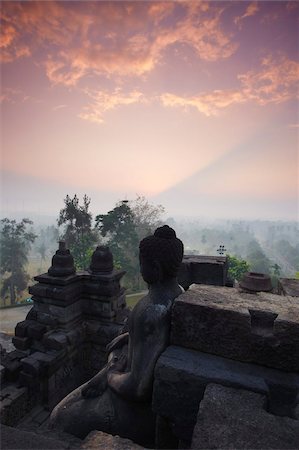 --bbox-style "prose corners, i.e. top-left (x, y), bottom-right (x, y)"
top-left (178, 255), bottom-right (229, 290)
top-left (1, 232), bottom-right (299, 450)
top-left (1, 242), bottom-right (128, 425)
